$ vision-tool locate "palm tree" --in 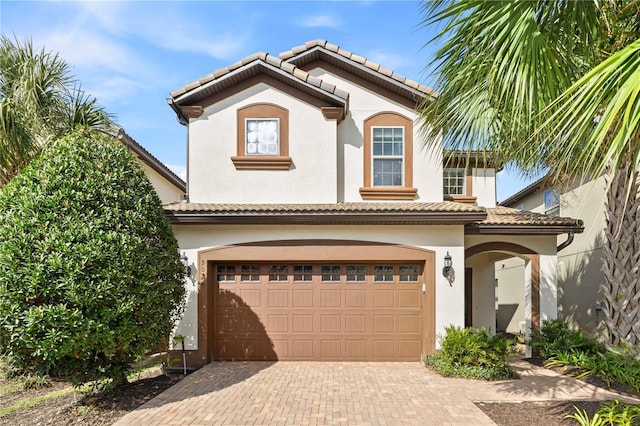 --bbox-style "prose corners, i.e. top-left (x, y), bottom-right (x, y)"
top-left (420, 0), bottom-right (640, 347)
top-left (0, 36), bottom-right (113, 186)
